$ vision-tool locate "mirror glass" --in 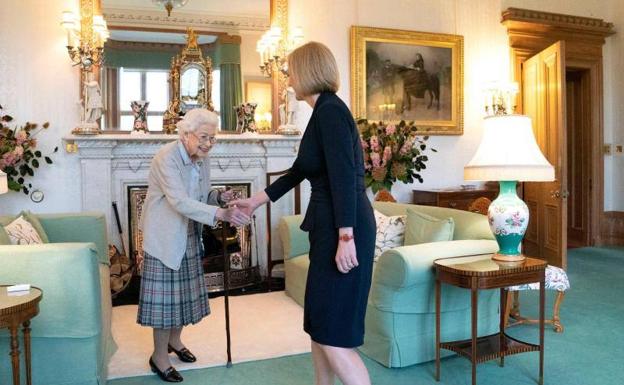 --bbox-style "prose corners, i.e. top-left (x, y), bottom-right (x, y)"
top-left (100, 0), bottom-right (271, 132)
top-left (180, 65), bottom-right (205, 112)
